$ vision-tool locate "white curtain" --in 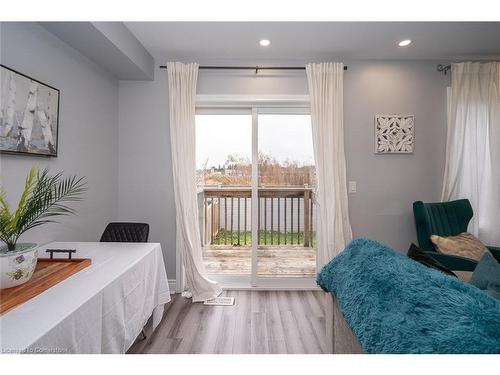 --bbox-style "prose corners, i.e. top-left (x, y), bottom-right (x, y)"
top-left (167, 62), bottom-right (222, 302)
top-left (306, 62), bottom-right (353, 267)
top-left (442, 62), bottom-right (500, 246)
